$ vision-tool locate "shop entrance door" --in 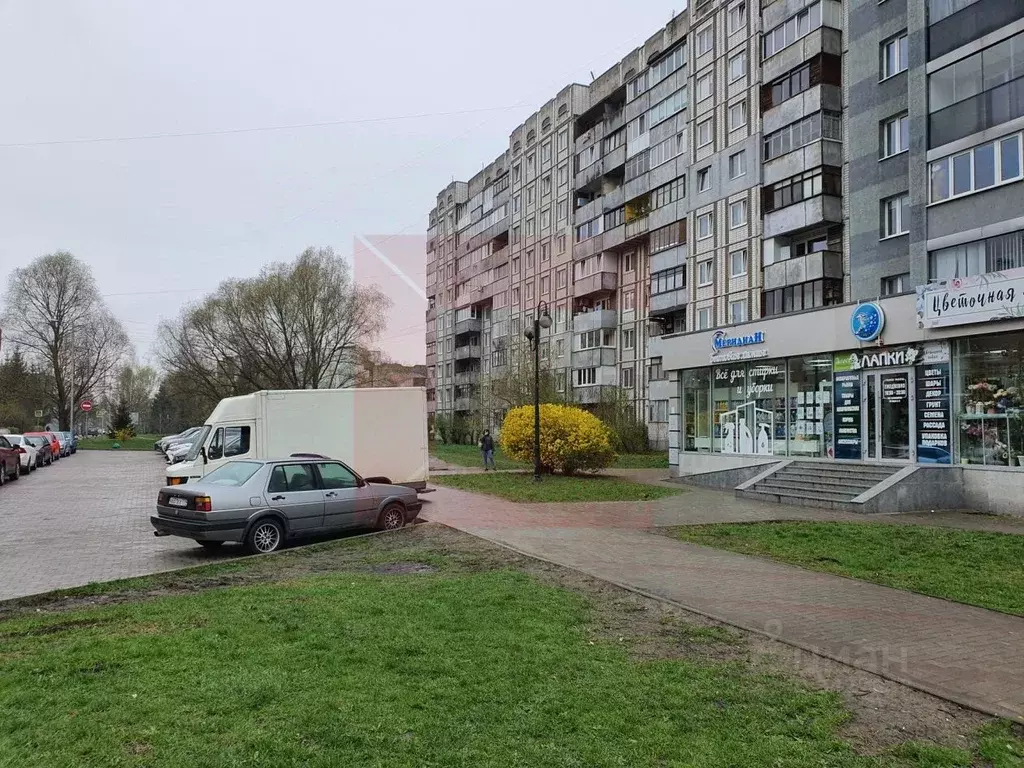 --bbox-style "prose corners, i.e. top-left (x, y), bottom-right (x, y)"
top-left (863, 369), bottom-right (915, 461)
